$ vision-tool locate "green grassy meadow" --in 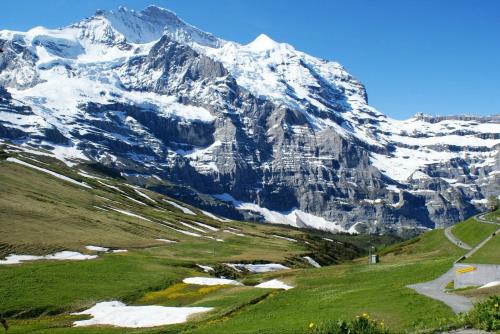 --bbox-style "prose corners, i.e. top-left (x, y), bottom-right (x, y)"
top-left (451, 217), bottom-right (498, 247)
top-left (465, 233), bottom-right (500, 264)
